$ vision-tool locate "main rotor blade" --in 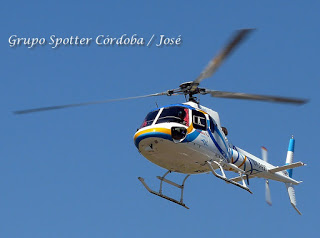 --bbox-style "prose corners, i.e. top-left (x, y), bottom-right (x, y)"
top-left (207, 90), bottom-right (308, 105)
top-left (194, 29), bottom-right (254, 85)
top-left (14, 92), bottom-right (168, 114)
